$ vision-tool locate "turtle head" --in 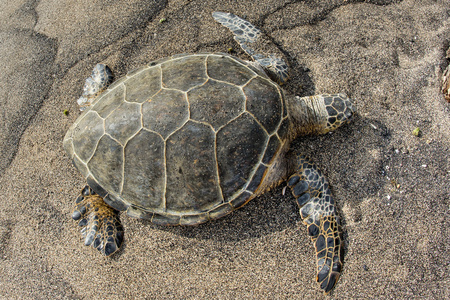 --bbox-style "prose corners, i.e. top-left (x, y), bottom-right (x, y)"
top-left (288, 93), bottom-right (356, 137)
top-left (321, 93), bottom-right (356, 133)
